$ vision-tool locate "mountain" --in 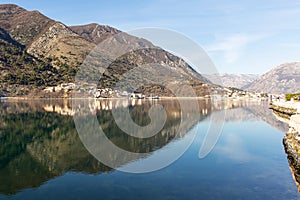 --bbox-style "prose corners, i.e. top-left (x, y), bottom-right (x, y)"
top-left (0, 4), bottom-right (210, 97)
top-left (70, 23), bottom-right (208, 90)
top-left (0, 27), bottom-right (61, 96)
top-left (70, 23), bottom-right (121, 44)
top-left (27, 22), bottom-right (95, 68)
top-left (0, 27), bottom-right (21, 46)
top-left (0, 4), bottom-right (95, 68)
top-left (243, 62), bottom-right (300, 94)
top-left (0, 4), bottom-right (53, 46)
top-left (203, 73), bottom-right (259, 88)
